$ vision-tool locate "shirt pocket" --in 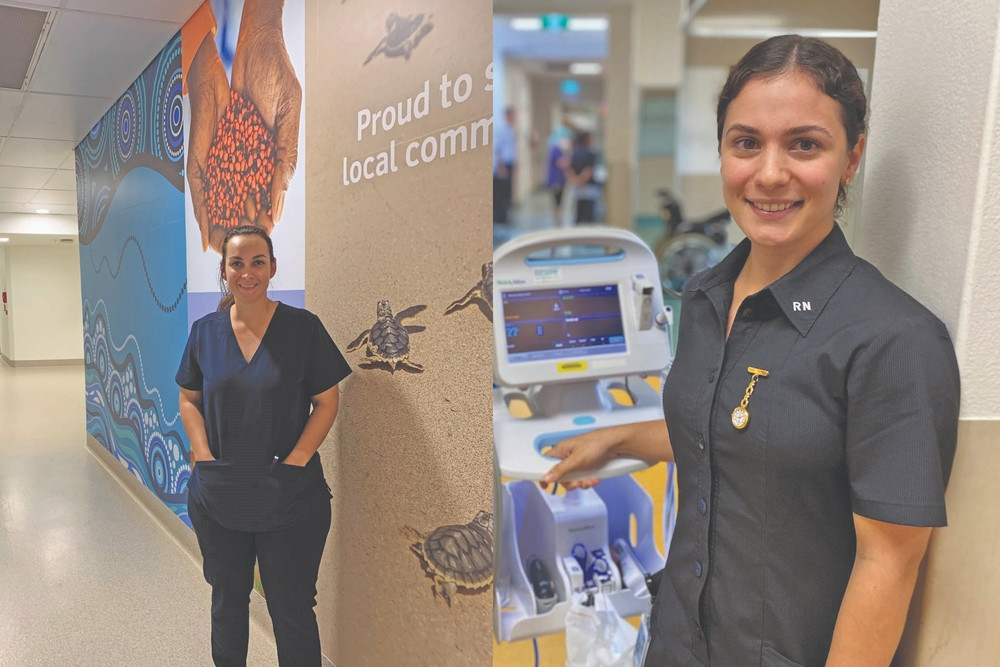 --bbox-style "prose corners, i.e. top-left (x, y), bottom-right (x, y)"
top-left (762, 643), bottom-right (806, 667)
